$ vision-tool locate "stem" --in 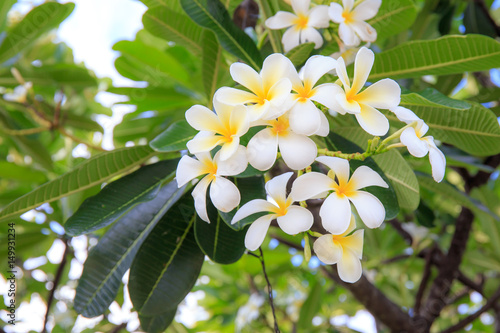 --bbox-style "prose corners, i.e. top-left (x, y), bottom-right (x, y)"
top-left (1, 126), bottom-right (47, 135)
top-left (256, 248), bottom-right (280, 333)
